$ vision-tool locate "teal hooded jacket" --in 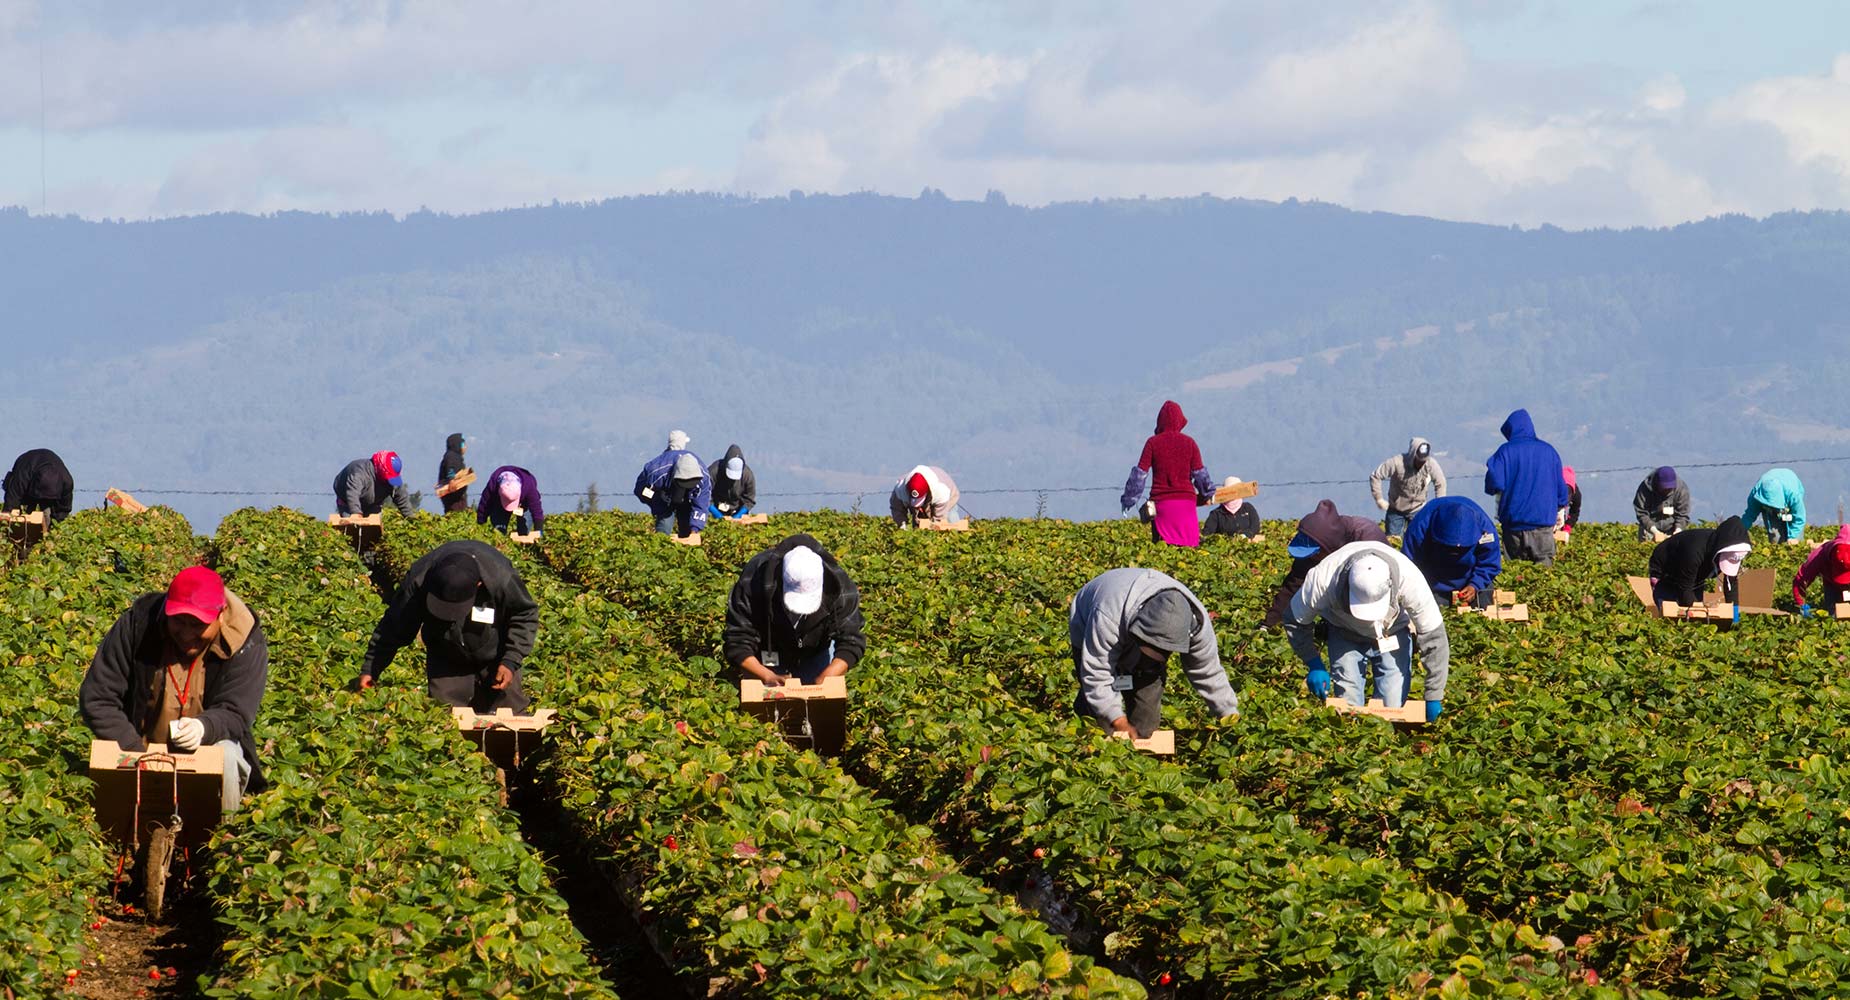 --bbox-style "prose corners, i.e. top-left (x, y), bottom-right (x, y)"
top-left (1743, 468), bottom-right (1805, 541)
